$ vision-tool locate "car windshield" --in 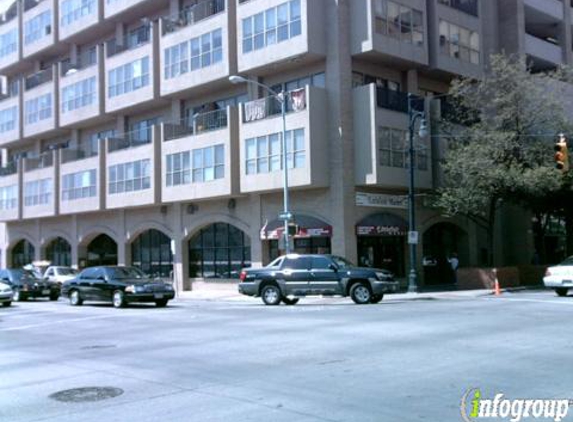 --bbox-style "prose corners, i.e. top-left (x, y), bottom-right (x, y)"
top-left (330, 256), bottom-right (355, 269)
top-left (57, 267), bottom-right (78, 275)
top-left (559, 256), bottom-right (573, 266)
top-left (13, 269), bottom-right (40, 280)
top-left (108, 267), bottom-right (147, 280)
